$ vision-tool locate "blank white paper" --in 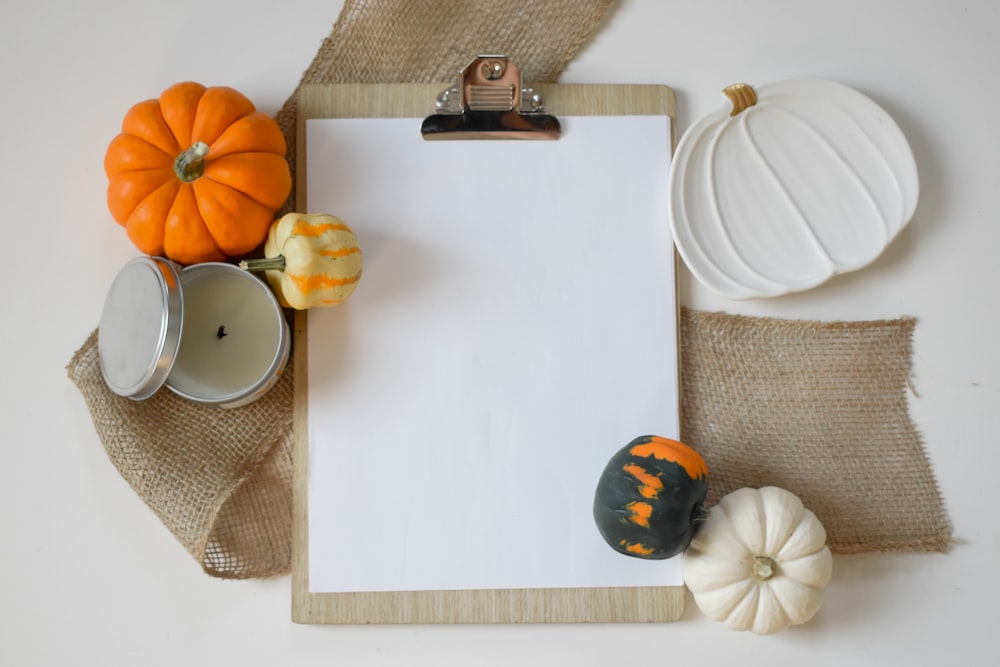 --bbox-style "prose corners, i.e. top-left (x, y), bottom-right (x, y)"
top-left (306, 115), bottom-right (679, 593)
